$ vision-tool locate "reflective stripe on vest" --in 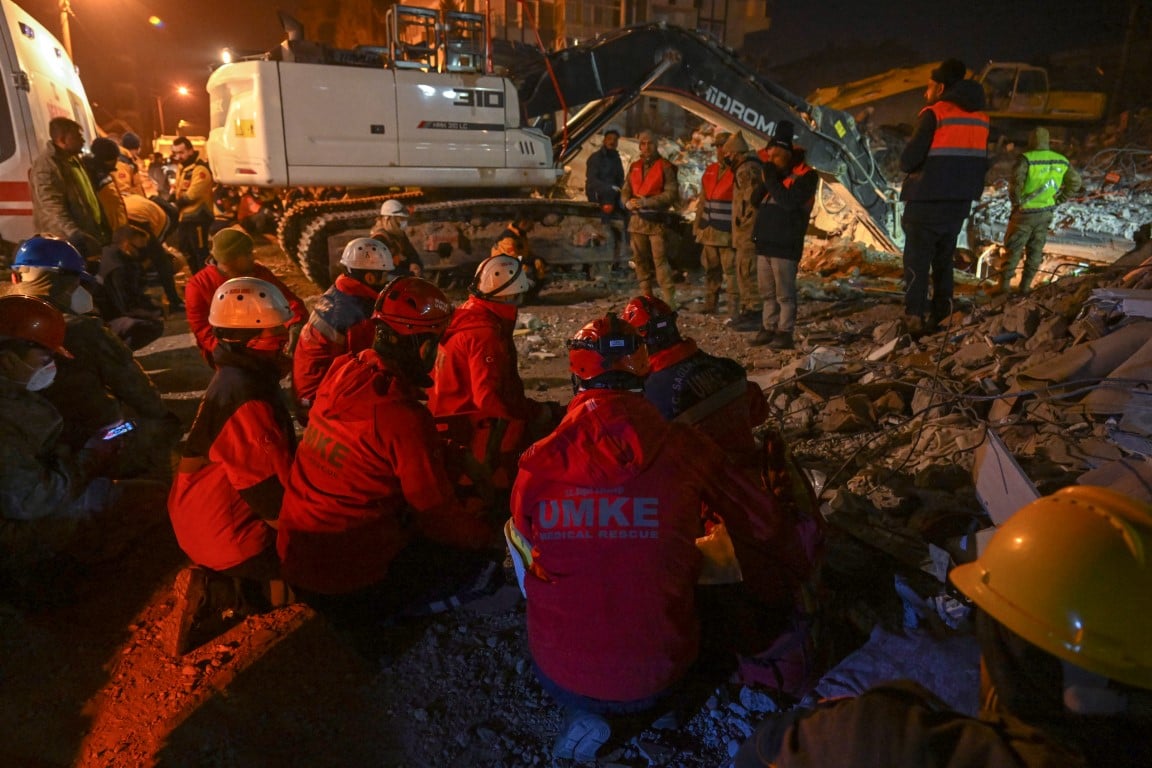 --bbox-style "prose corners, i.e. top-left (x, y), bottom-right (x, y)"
top-left (1019, 149), bottom-right (1069, 212)
top-left (701, 163), bottom-right (733, 232)
top-left (629, 157), bottom-right (670, 197)
top-left (924, 101), bottom-right (989, 159)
